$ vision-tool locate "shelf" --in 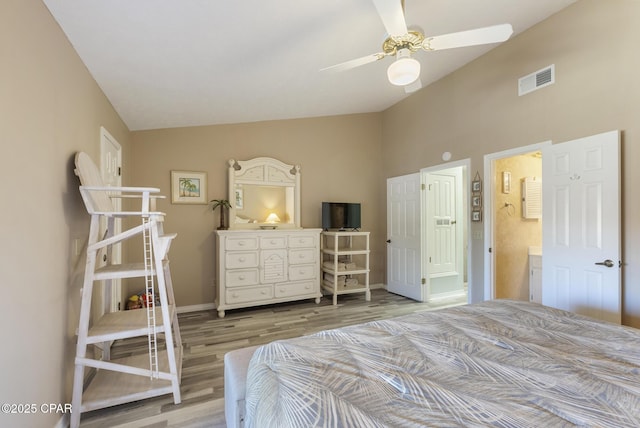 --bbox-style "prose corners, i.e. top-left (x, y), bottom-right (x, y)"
top-left (322, 249), bottom-right (369, 256)
top-left (321, 230), bottom-right (370, 305)
top-left (322, 281), bottom-right (368, 294)
top-left (80, 347), bottom-right (182, 413)
top-left (86, 305), bottom-right (176, 344)
top-left (322, 267), bottom-right (368, 275)
top-left (94, 262), bottom-right (155, 280)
